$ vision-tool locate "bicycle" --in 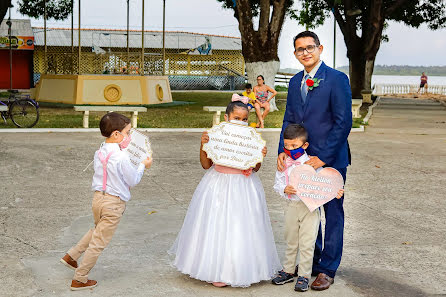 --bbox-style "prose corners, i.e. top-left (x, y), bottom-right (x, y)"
top-left (0, 90), bottom-right (40, 128)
